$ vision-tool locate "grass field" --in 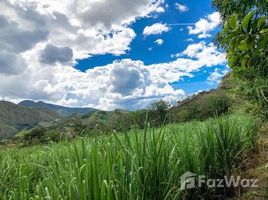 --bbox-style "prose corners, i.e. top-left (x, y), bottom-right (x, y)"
top-left (0, 114), bottom-right (258, 200)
